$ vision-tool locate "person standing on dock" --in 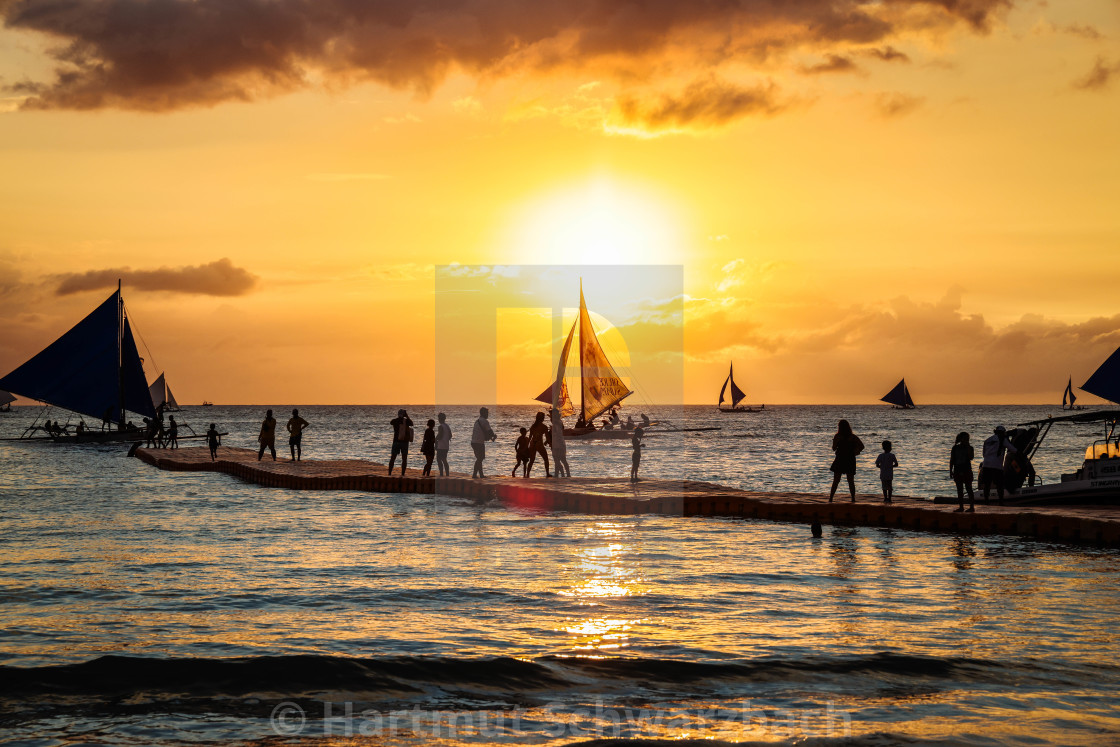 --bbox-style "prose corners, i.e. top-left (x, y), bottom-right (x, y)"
top-left (512, 427), bottom-right (531, 477)
top-left (471, 406), bottom-right (497, 478)
top-left (167, 415), bottom-right (179, 450)
top-left (950, 432), bottom-right (975, 512)
top-left (435, 413), bottom-right (452, 476)
top-left (828, 419), bottom-right (864, 502)
top-left (630, 427), bottom-right (644, 482)
top-left (981, 425), bottom-right (1016, 504)
top-left (550, 408), bottom-right (570, 478)
top-left (875, 440), bottom-right (898, 503)
top-left (526, 411), bottom-right (552, 478)
top-left (258, 409), bottom-right (277, 461)
top-left (388, 409), bottom-right (413, 476)
top-left (287, 409), bottom-right (309, 462)
top-left (420, 419), bottom-right (436, 477)
top-left (207, 423), bottom-right (221, 461)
